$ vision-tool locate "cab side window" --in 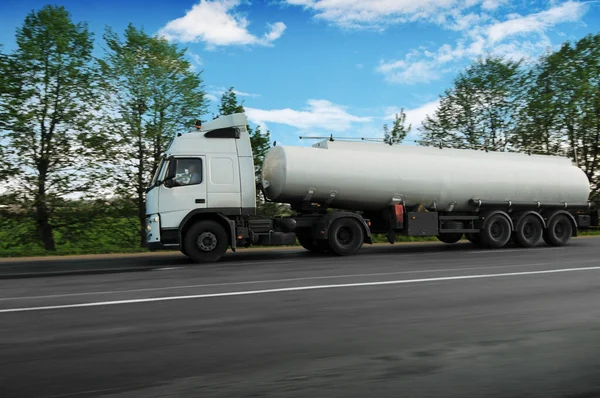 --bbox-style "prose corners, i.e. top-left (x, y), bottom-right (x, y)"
top-left (174, 158), bottom-right (203, 186)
